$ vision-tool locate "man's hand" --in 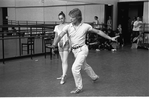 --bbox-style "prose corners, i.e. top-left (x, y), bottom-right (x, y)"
top-left (111, 36), bottom-right (119, 42)
top-left (46, 44), bottom-right (55, 49)
top-left (51, 45), bottom-right (57, 54)
top-left (51, 45), bottom-right (56, 49)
